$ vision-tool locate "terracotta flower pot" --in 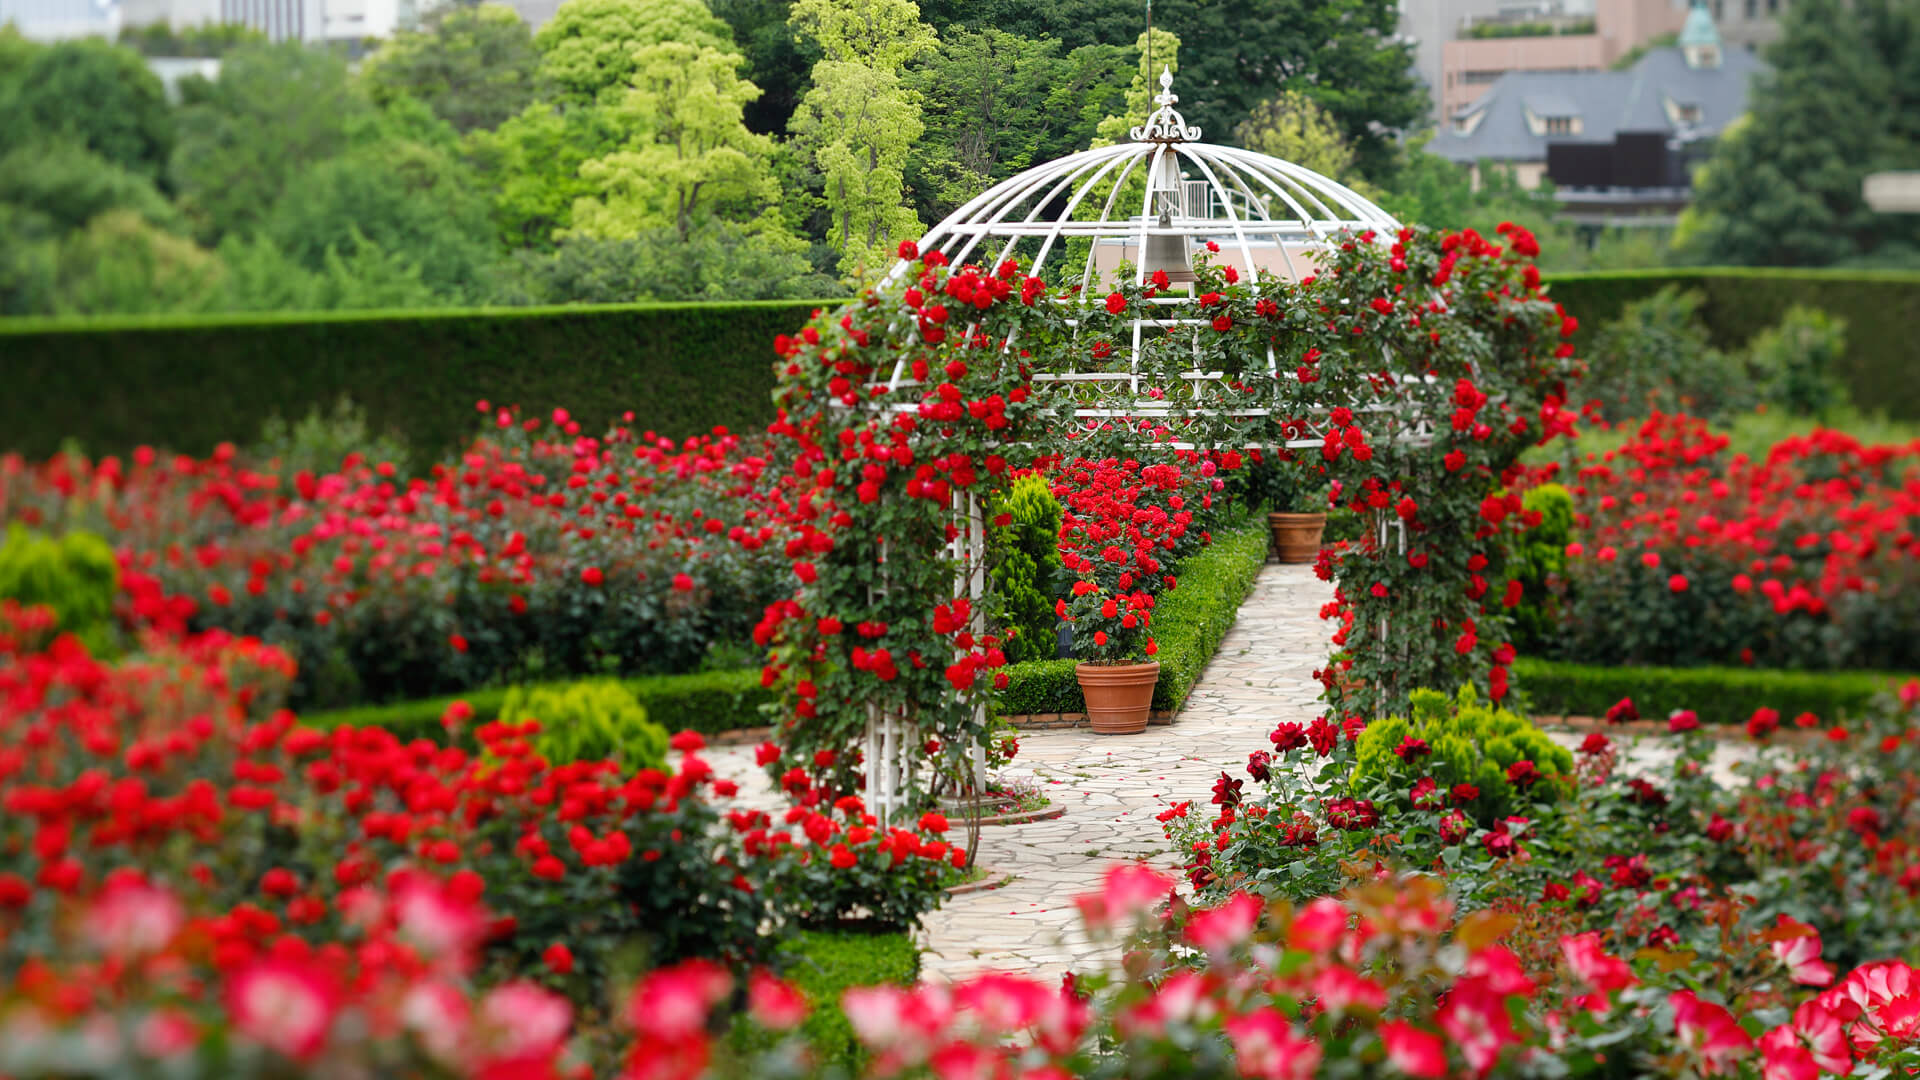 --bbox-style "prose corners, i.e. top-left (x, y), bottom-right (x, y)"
top-left (1076, 661), bottom-right (1161, 735)
top-left (1268, 511), bottom-right (1326, 564)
